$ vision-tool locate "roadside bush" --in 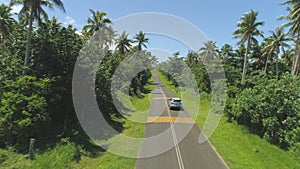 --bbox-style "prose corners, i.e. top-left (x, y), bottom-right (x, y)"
top-left (224, 85), bottom-right (241, 122)
top-left (230, 73), bottom-right (300, 149)
top-left (0, 76), bottom-right (51, 146)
